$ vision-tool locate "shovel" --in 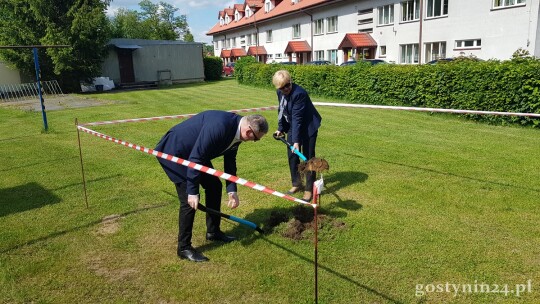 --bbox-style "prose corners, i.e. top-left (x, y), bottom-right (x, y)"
top-left (273, 133), bottom-right (308, 161)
